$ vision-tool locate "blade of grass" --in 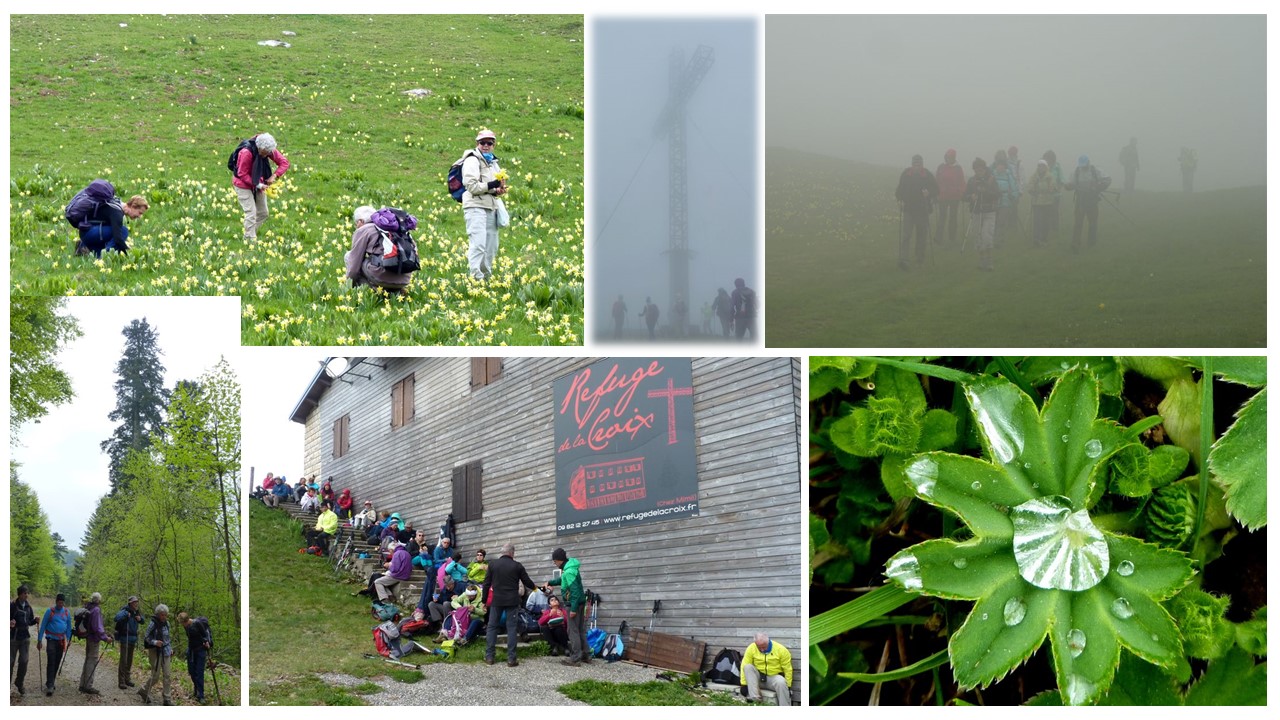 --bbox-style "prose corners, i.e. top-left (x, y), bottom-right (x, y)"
top-left (1125, 414), bottom-right (1165, 440)
top-left (838, 648), bottom-right (949, 683)
top-left (857, 357), bottom-right (975, 385)
top-left (996, 357), bottom-right (1040, 409)
top-left (810, 584), bottom-right (915, 645)
top-left (1190, 356), bottom-right (1214, 555)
